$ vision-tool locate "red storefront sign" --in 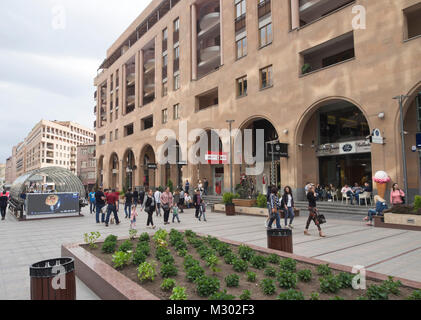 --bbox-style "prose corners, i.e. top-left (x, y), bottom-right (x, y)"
top-left (205, 152), bottom-right (228, 165)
